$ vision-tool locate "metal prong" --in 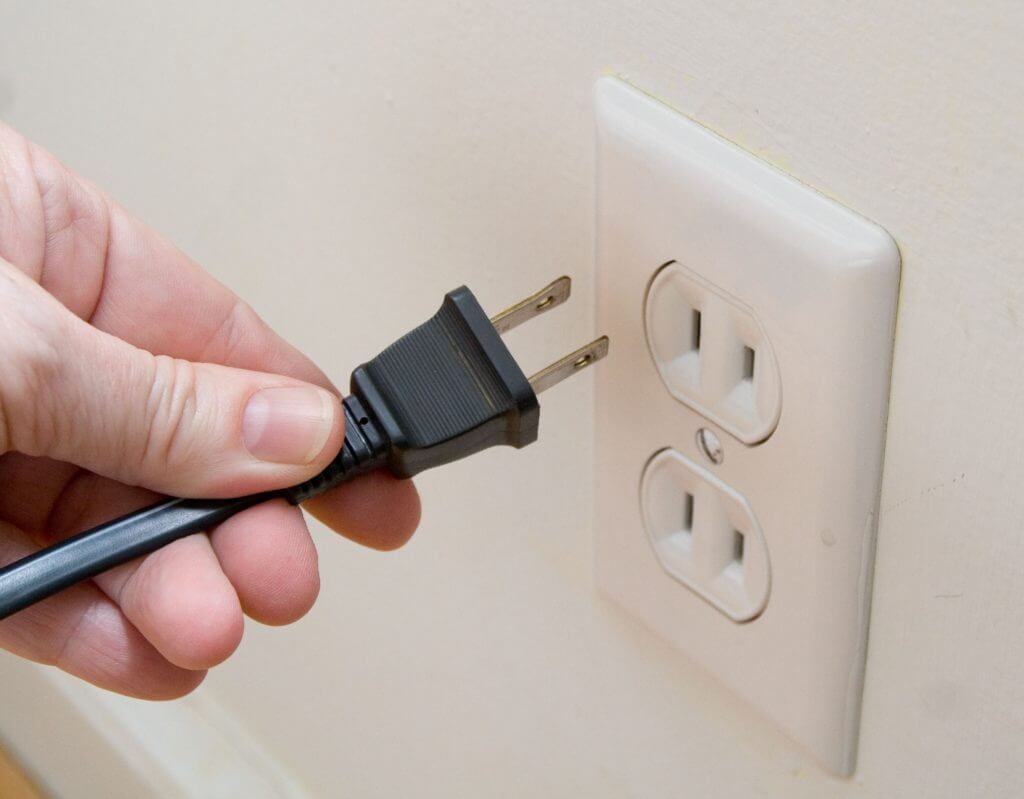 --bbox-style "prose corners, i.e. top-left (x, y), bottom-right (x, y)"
top-left (529, 336), bottom-right (610, 395)
top-left (489, 276), bottom-right (572, 334)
